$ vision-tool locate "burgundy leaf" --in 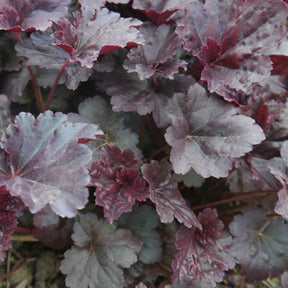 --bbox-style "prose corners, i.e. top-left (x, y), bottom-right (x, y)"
top-left (141, 159), bottom-right (201, 229)
top-left (270, 55), bottom-right (288, 75)
top-left (60, 213), bottom-right (142, 288)
top-left (52, 6), bottom-right (144, 68)
top-left (171, 208), bottom-right (236, 287)
top-left (123, 22), bottom-right (185, 80)
top-left (0, 111), bottom-right (103, 217)
top-left (164, 83), bottom-right (265, 178)
top-left (230, 207), bottom-right (288, 282)
top-left (0, 185), bottom-right (23, 262)
top-left (132, 0), bottom-right (194, 25)
top-left (176, 0), bottom-right (288, 103)
top-left (0, 0), bottom-right (70, 32)
top-left (90, 146), bottom-right (149, 223)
